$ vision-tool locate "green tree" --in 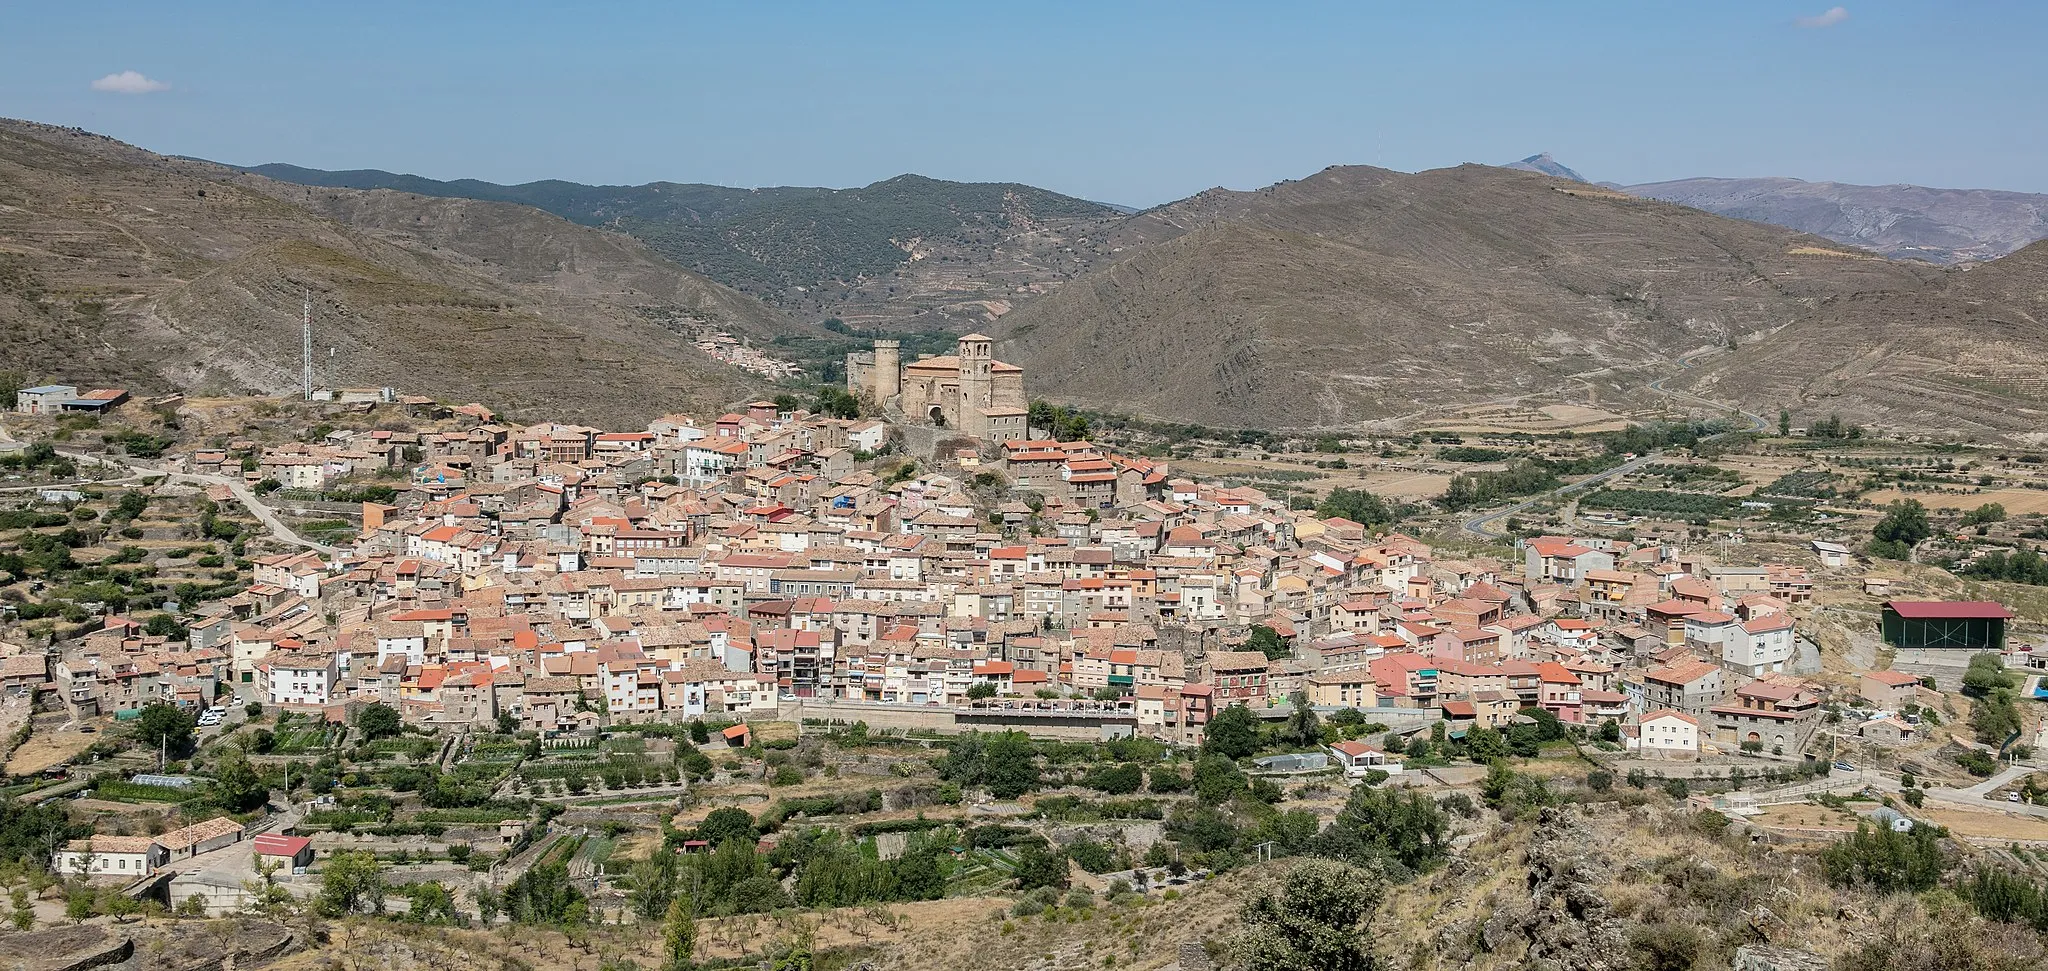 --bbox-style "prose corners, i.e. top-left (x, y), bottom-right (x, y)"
top-left (1013, 843), bottom-right (1070, 891)
top-left (965, 682), bottom-right (997, 700)
top-left (695, 806), bottom-right (757, 847)
top-left (1961, 652), bottom-right (2017, 697)
top-left (1231, 858), bottom-right (1385, 971)
top-left (1869, 499), bottom-right (1930, 559)
top-left (628, 852), bottom-right (681, 920)
top-left (503, 860), bottom-right (587, 925)
top-left (1281, 692), bottom-right (1321, 747)
top-left (981, 732), bottom-right (1040, 799)
top-left (317, 850), bottom-right (386, 916)
top-left (1464, 726), bottom-right (1509, 763)
top-left (403, 881), bottom-right (458, 924)
top-left (133, 702), bottom-right (195, 758)
top-left (1820, 823), bottom-right (1946, 893)
top-left (1203, 704), bottom-right (1263, 760)
top-left (353, 702), bottom-right (402, 740)
top-left (1778, 407), bottom-right (1791, 437)
top-left (1961, 502), bottom-right (2007, 527)
top-left (1246, 625), bottom-right (1290, 661)
top-left (1312, 785), bottom-right (1450, 877)
top-left (1971, 689), bottom-right (2023, 745)
top-left (1316, 488), bottom-right (1392, 527)
top-left (1081, 762), bottom-right (1144, 795)
top-left (661, 896), bottom-right (698, 971)
top-left (1194, 753), bottom-right (1249, 805)
top-left (210, 753), bottom-right (268, 812)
